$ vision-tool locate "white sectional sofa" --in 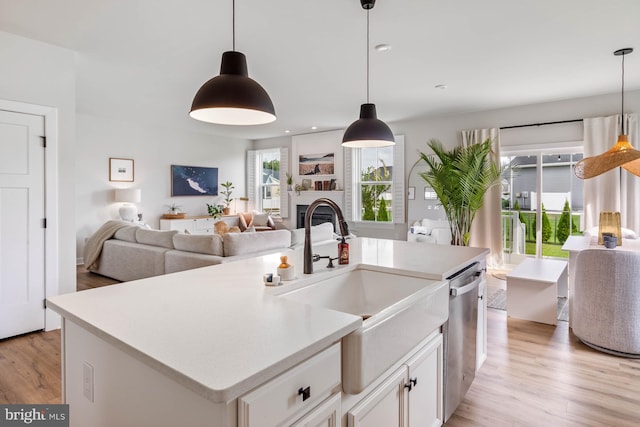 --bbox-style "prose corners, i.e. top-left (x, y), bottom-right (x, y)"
top-left (407, 218), bottom-right (452, 245)
top-left (88, 222), bottom-right (336, 282)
